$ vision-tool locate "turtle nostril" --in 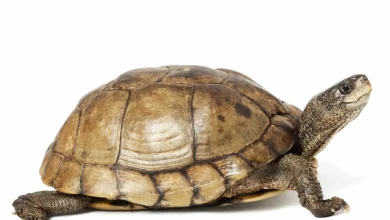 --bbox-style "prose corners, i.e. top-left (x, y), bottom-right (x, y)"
top-left (358, 75), bottom-right (368, 82)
